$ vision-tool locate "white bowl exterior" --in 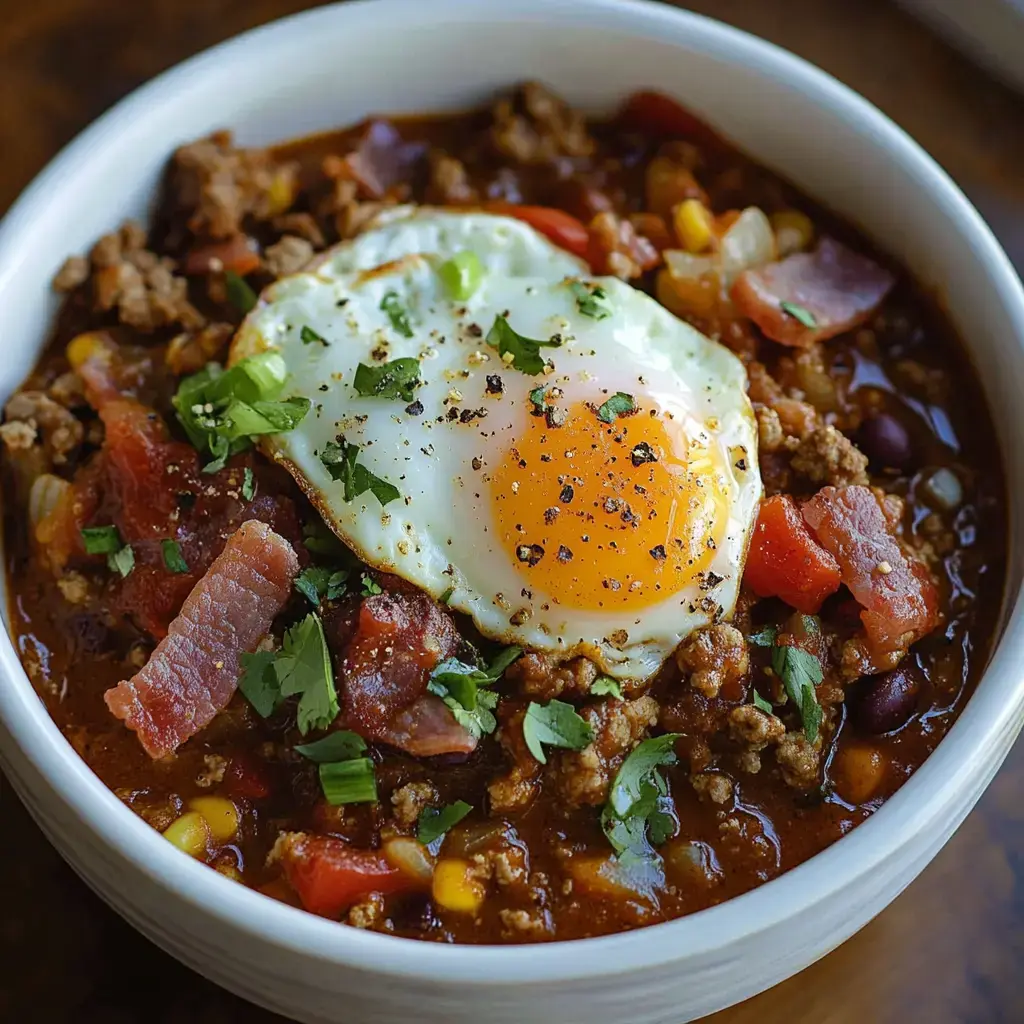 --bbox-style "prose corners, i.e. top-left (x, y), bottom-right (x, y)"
top-left (1, 2), bottom-right (1023, 1022)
